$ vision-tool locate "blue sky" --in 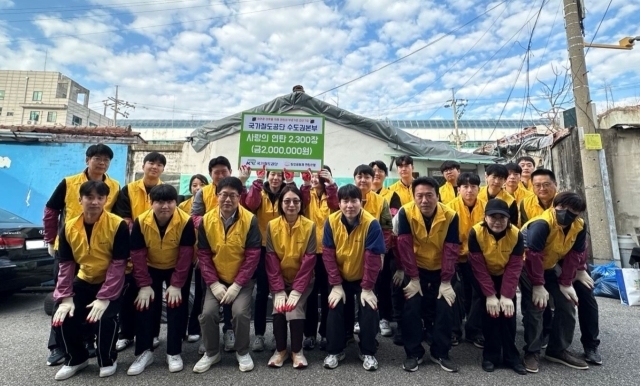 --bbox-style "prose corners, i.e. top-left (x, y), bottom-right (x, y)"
top-left (1, 0), bottom-right (639, 124)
